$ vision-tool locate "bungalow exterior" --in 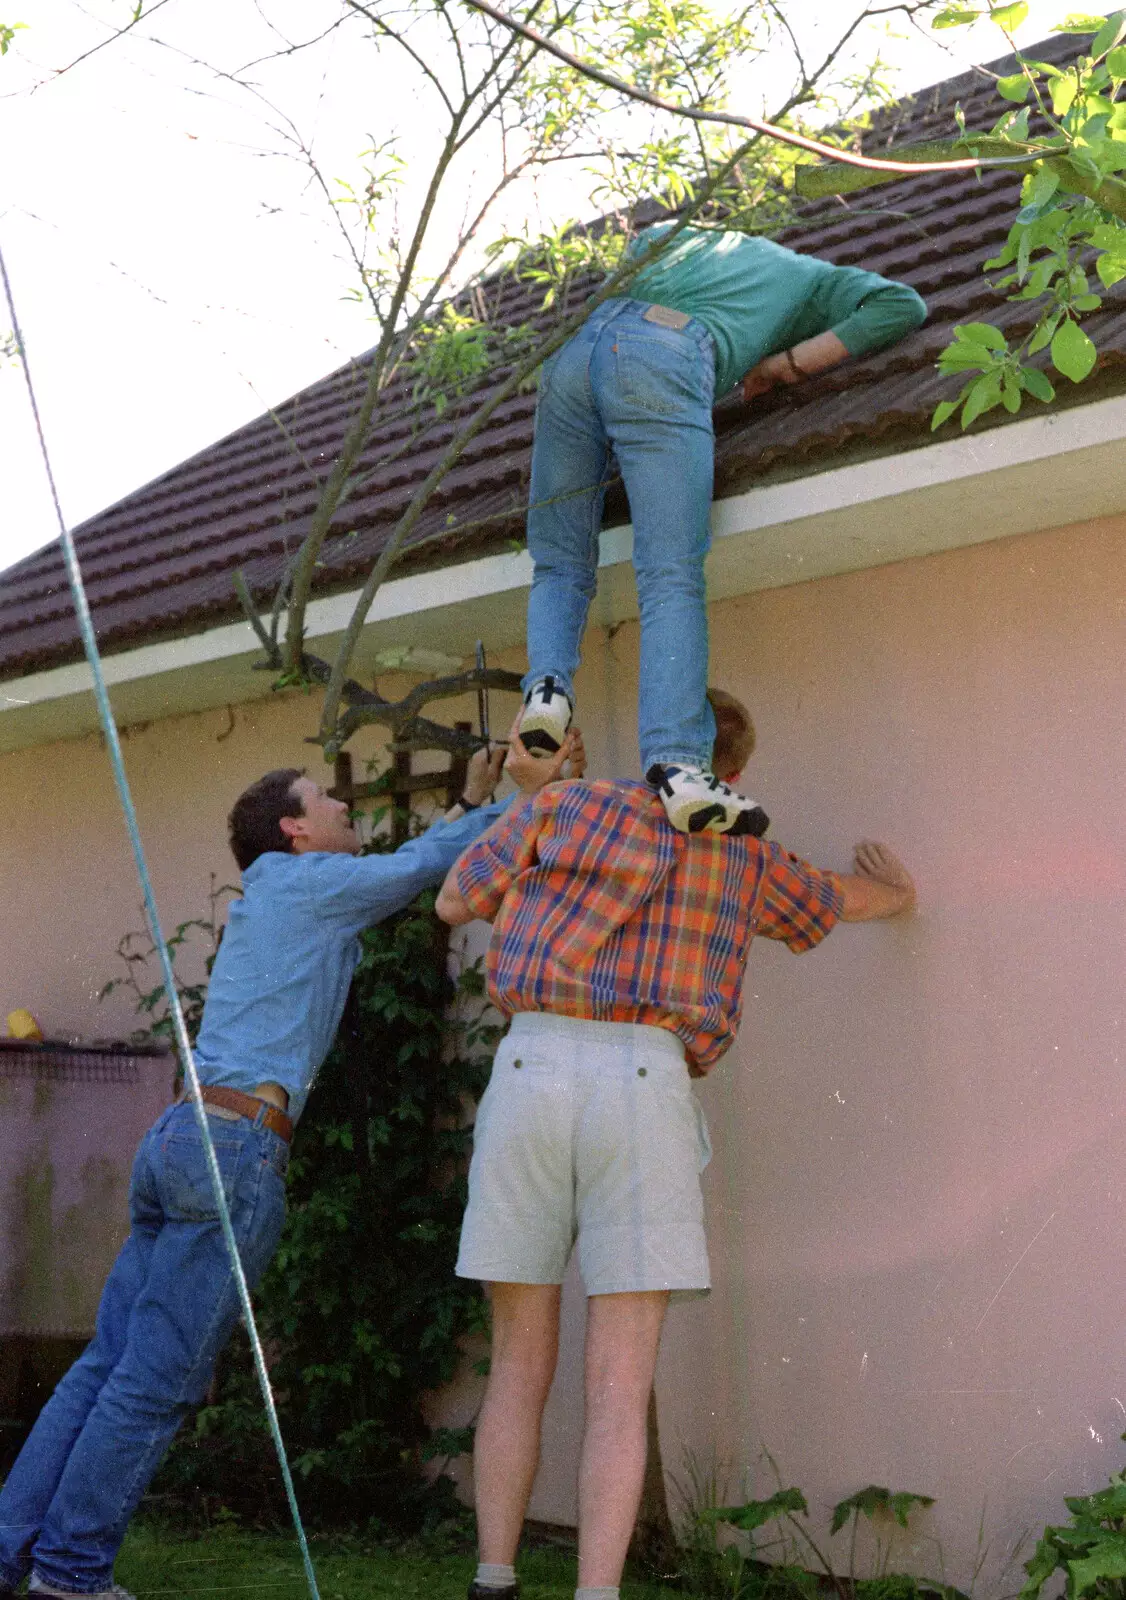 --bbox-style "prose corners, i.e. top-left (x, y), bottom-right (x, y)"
top-left (2, 36), bottom-right (1125, 1591)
